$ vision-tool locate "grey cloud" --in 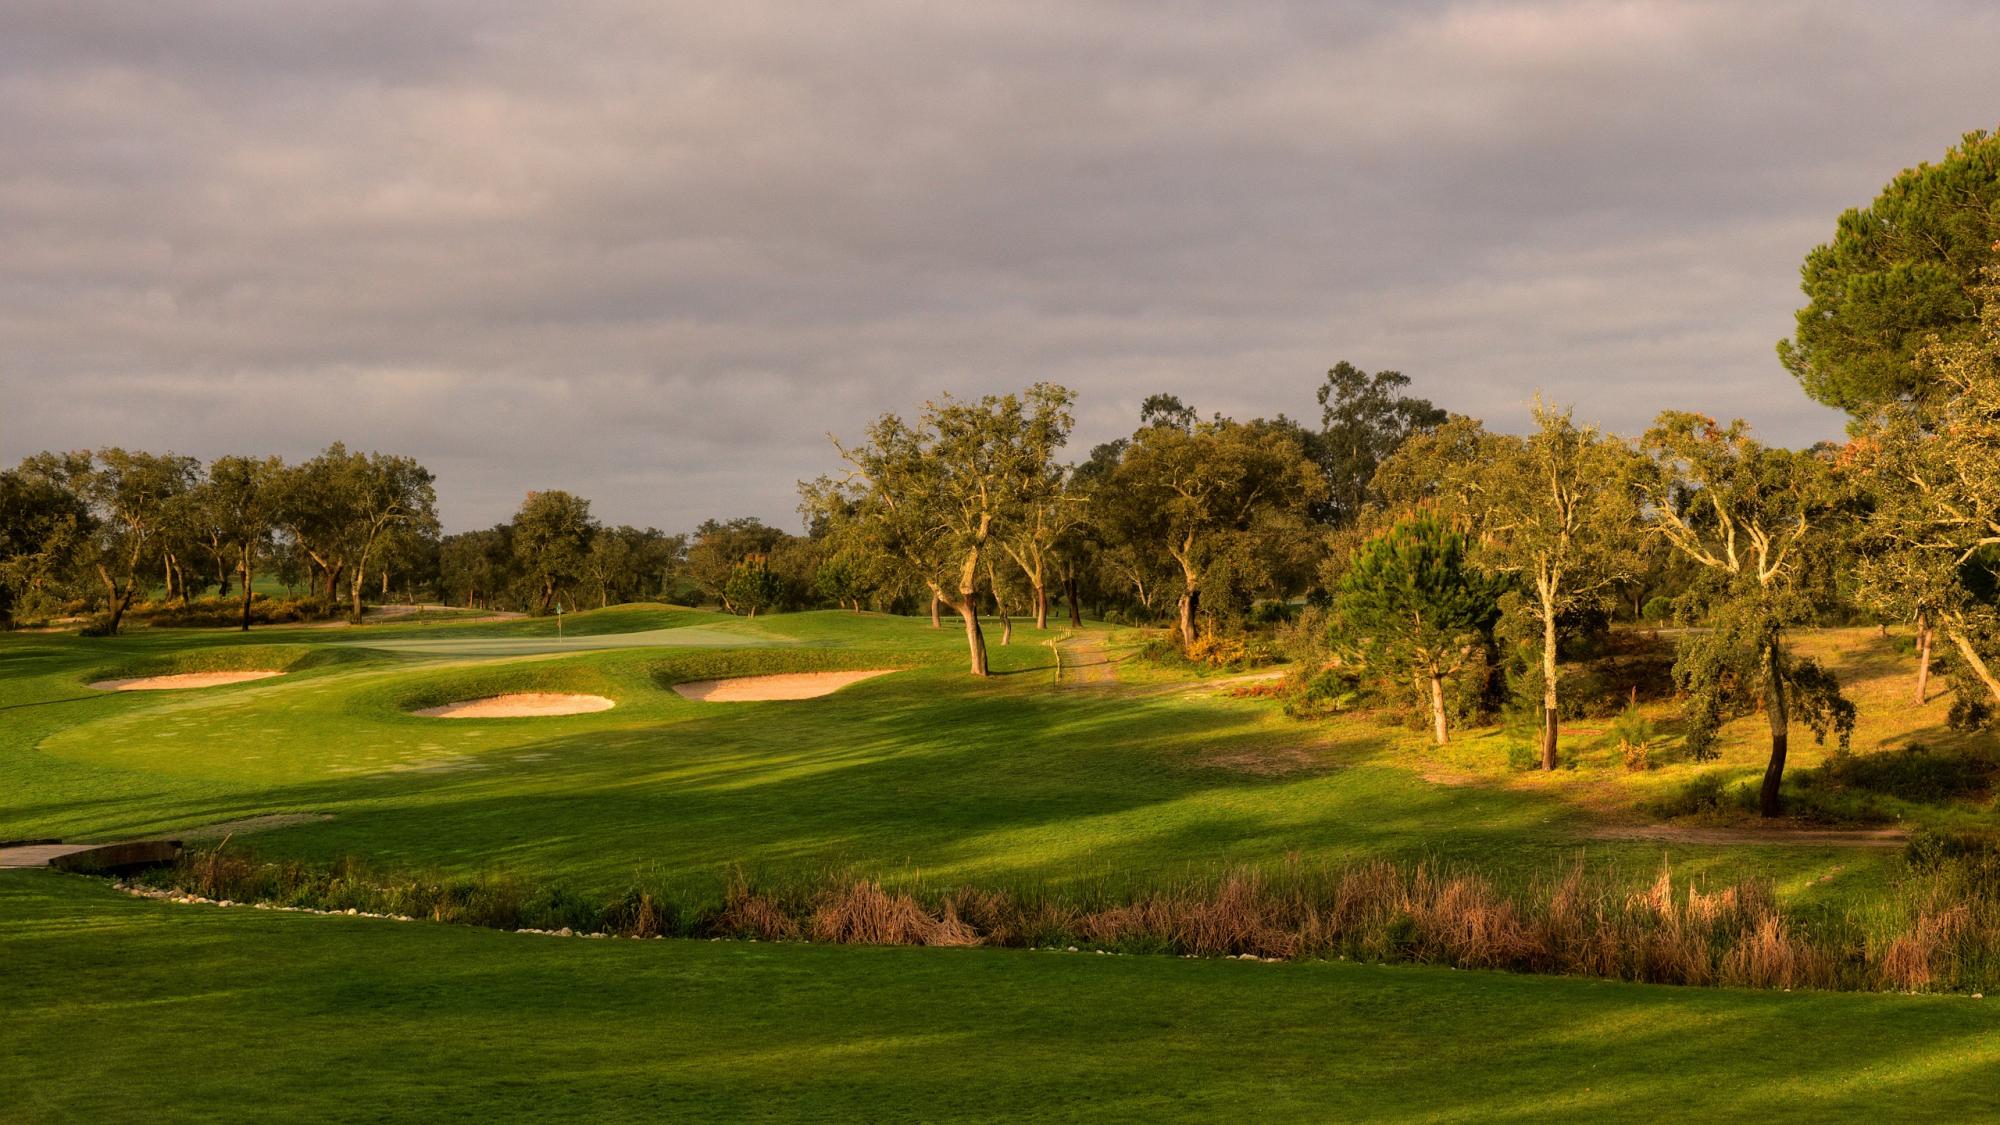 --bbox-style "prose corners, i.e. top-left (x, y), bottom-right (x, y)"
top-left (3, 1), bottom-right (1996, 530)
